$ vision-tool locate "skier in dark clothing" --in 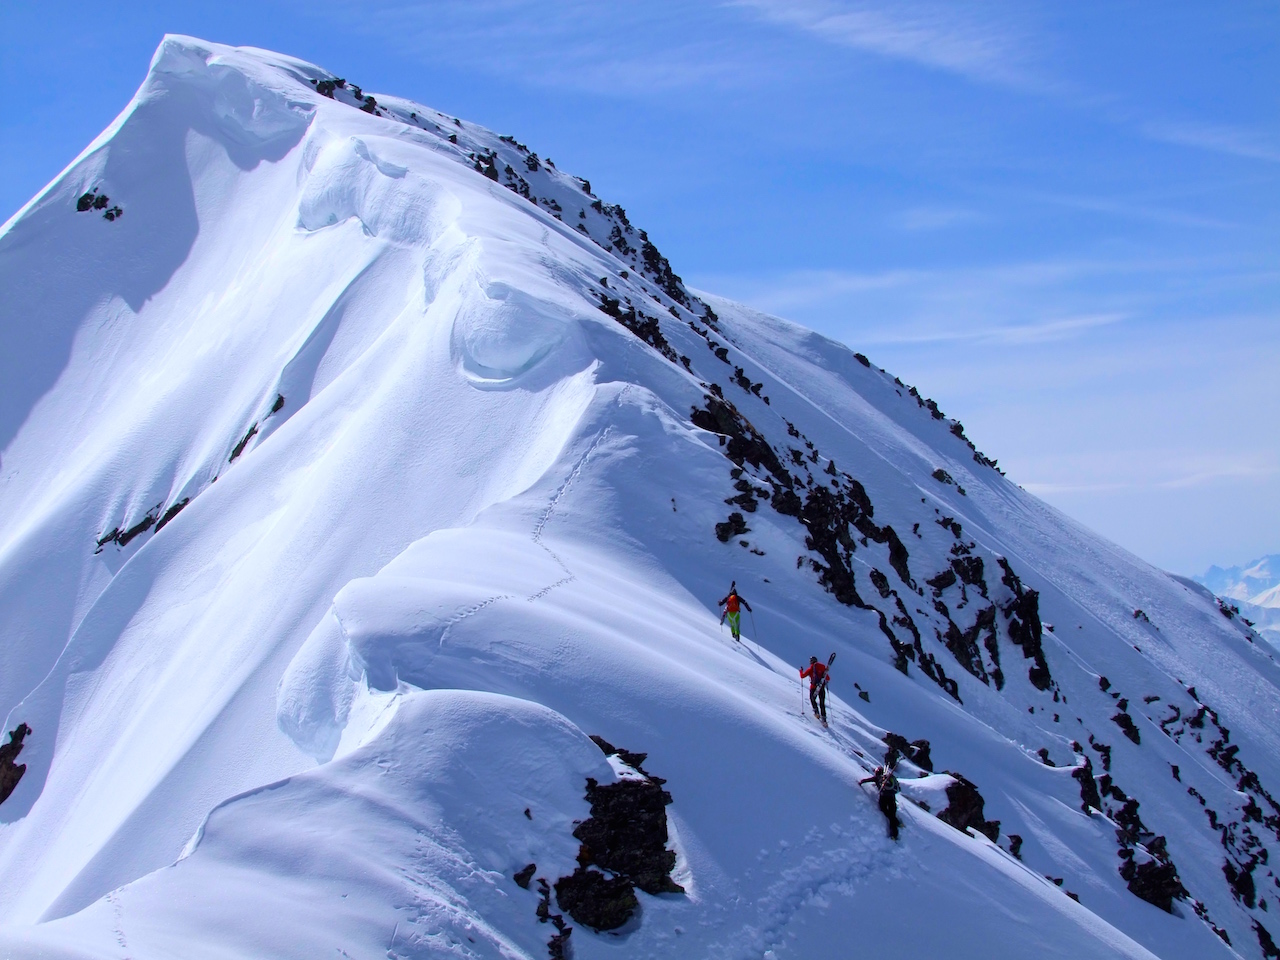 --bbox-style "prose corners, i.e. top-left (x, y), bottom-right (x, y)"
top-left (799, 655), bottom-right (829, 723)
top-left (860, 765), bottom-right (901, 840)
top-left (718, 581), bottom-right (752, 641)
